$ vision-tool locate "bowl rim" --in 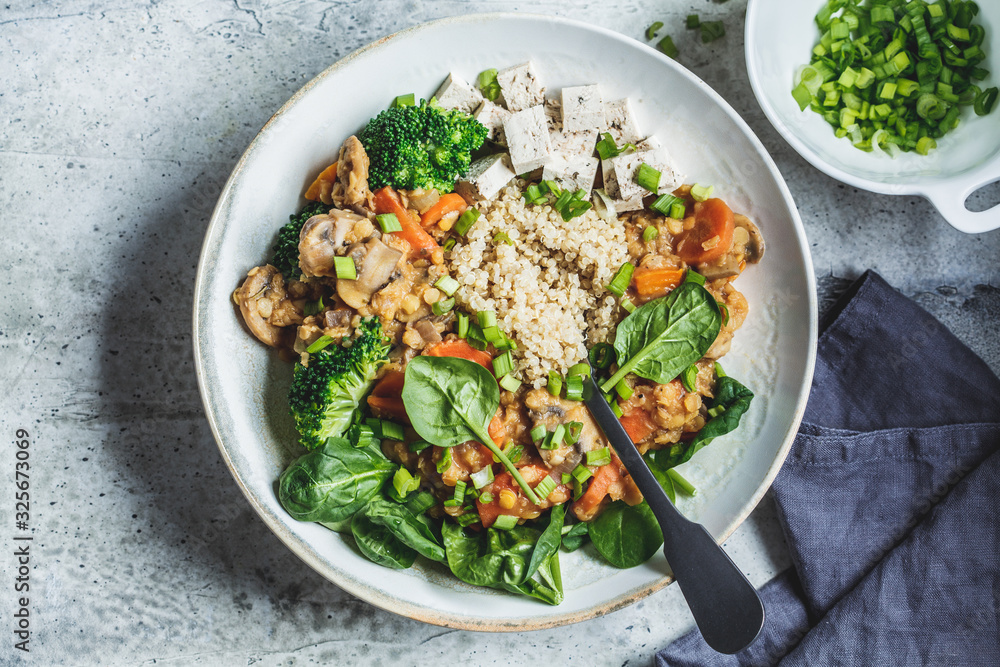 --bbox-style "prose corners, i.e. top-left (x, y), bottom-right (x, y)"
top-left (193, 11), bottom-right (818, 631)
